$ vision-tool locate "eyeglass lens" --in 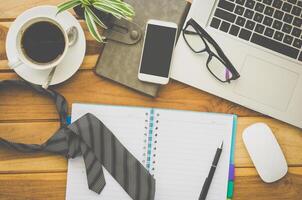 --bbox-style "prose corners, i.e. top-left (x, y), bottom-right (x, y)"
top-left (207, 55), bottom-right (233, 82)
top-left (183, 24), bottom-right (206, 52)
top-left (183, 24), bottom-right (233, 82)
